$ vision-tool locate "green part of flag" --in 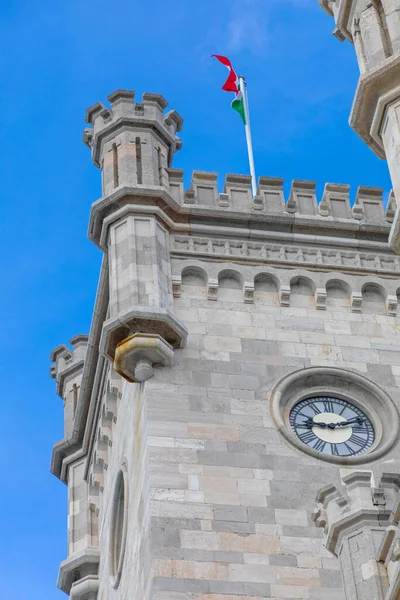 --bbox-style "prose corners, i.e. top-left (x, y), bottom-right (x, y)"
top-left (231, 93), bottom-right (246, 125)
